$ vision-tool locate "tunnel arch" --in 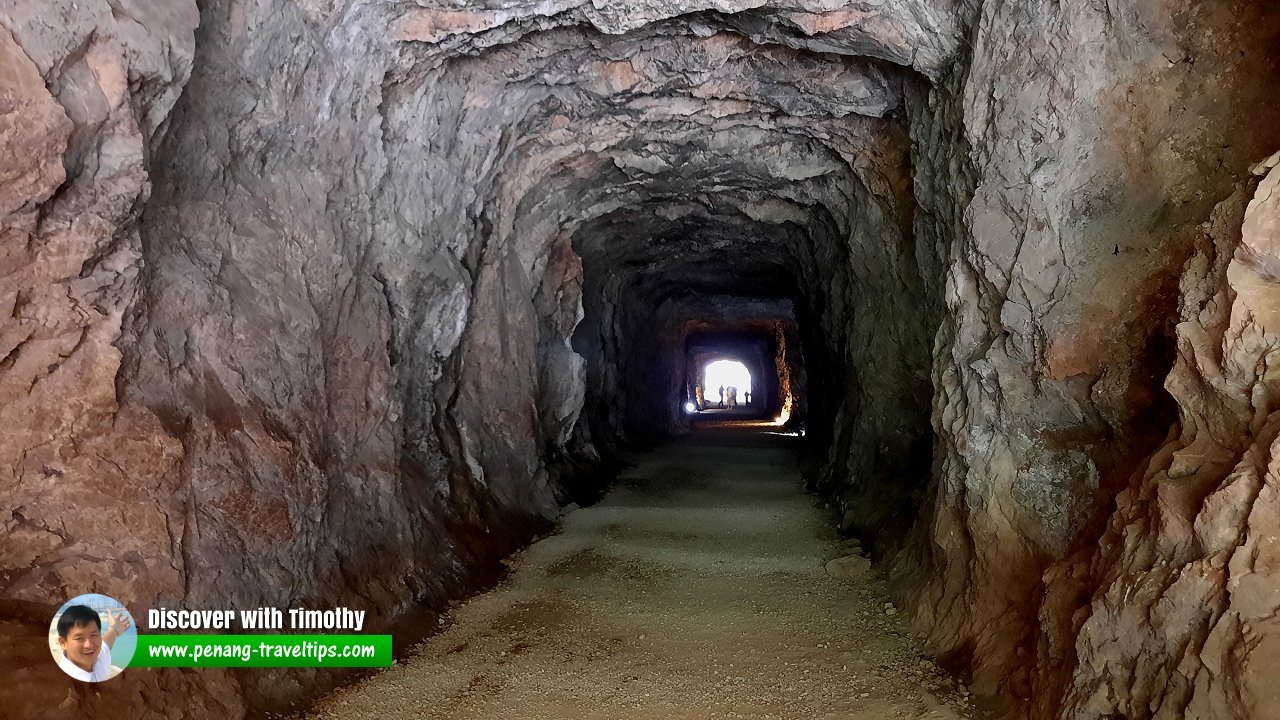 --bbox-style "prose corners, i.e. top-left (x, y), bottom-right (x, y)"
top-left (700, 359), bottom-right (752, 409)
top-left (7, 1), bottom-right (1280, 718)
